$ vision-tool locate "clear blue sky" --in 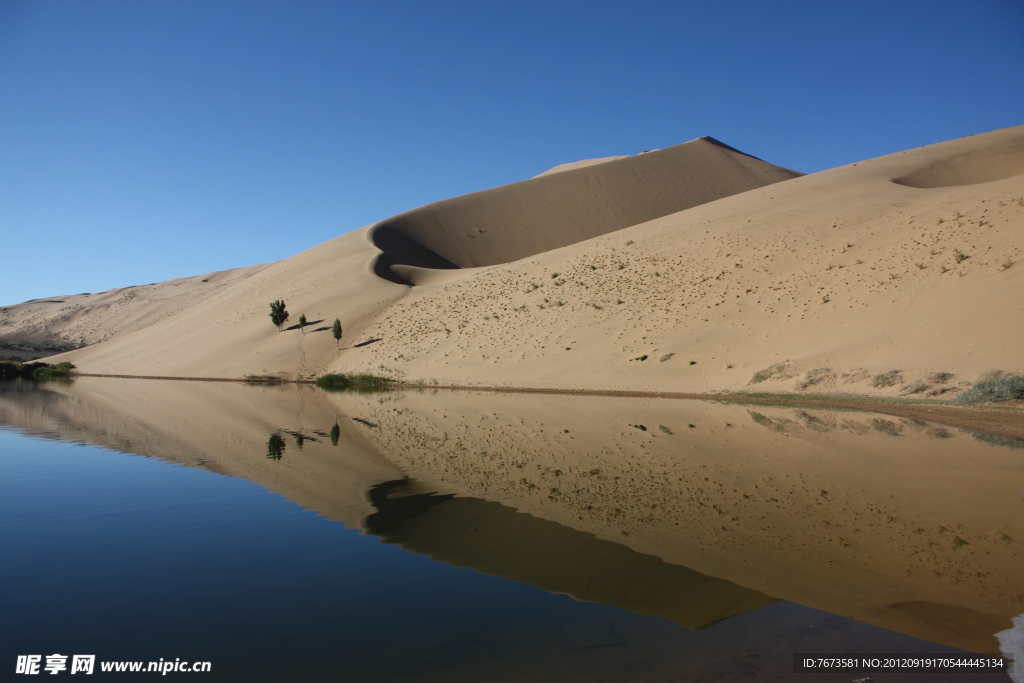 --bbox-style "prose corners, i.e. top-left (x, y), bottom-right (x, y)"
top-left (2, 0), bottom-right (1022, 306)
